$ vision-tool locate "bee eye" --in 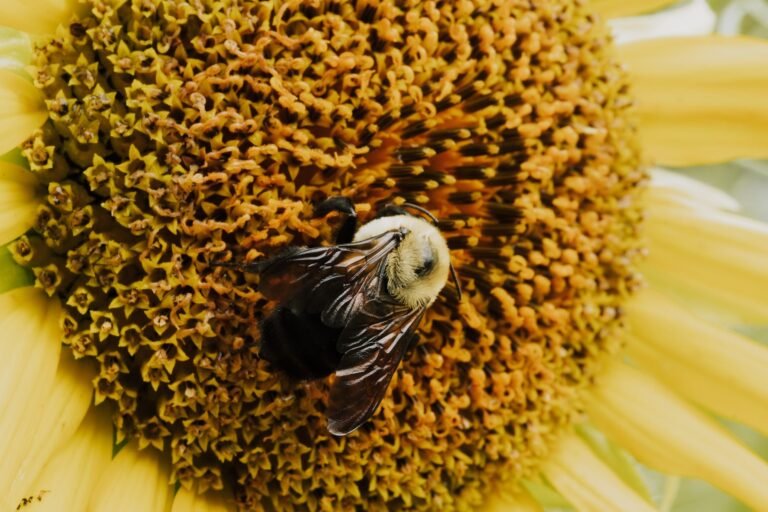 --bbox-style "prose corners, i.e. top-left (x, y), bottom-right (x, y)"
top-left (415, 255), bottom-right (435, 277)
